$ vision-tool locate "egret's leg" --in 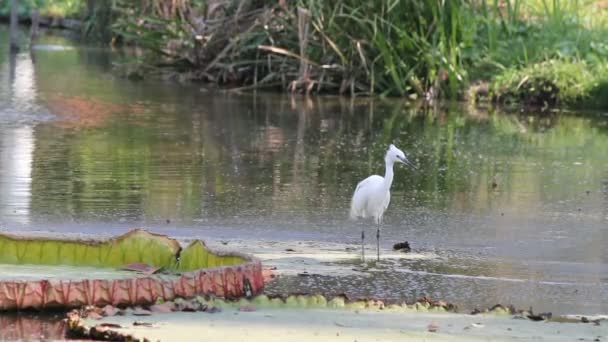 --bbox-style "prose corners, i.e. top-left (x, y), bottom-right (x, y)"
top-left (376, 224), bottom-right (380, 261)
top-left (361, 229), bottom-right (365, 262)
